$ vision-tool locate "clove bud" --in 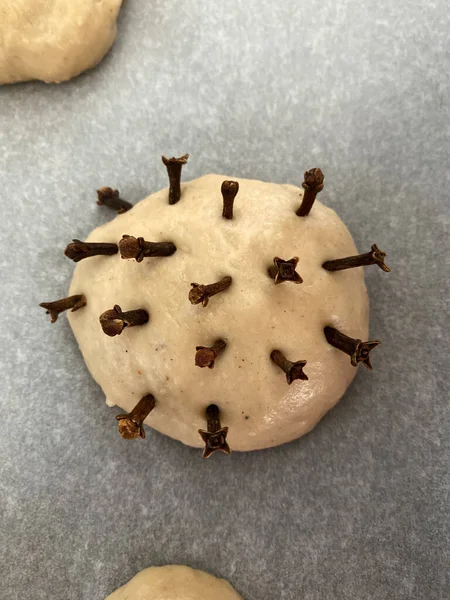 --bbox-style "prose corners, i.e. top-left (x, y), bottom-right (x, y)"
top-left (195, 340), bottom-right (227, 368)
top-left (100, 305), bottom-right (149, 337)
top-left (189, 276), bottom-right (232, 307)
top-left (198, 404), bottom-right (231, 459)
top-left (97, 187), bottom-right (133, 214)
top-left (119, 235), bottom-right (176, 262)
top-left (40, 294), bottom-right (86, 323)
top-left (115, 394), bottom-right (156, 440)
top-left (161, 154), bottom-right (189, 205)
top-left (65, 240), bottom-right (118, 262)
